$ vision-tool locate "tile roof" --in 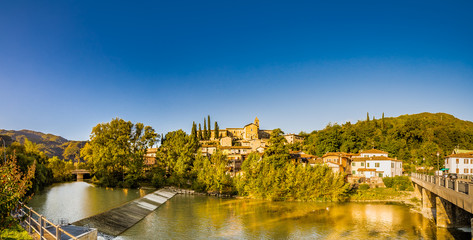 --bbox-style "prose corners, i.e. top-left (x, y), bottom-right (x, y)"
top-left (446, 153), bottom-right (473, 158)
top-left (322, 152), bottom-right (349, 158)
top-left (352, 156), bottom-right (402, 162)
top-left (357, 168), bottom-right (377, 172)
top-left (360, 149), bottom-right (388, 154)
